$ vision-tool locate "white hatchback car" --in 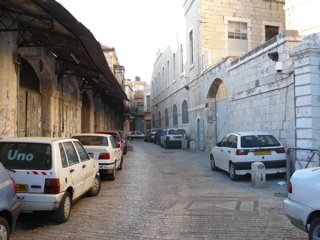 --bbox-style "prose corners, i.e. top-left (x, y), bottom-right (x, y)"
top-left (210, 132), bottom-right (286, 180)
top-left (284, 167), bottom-right (320, 239)
top-left (160, 128), bottom-right (187, 149)
top-left (0, 137), bottom-right (101, 223)
top-left (72, 133), bottom-right (123, 181)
